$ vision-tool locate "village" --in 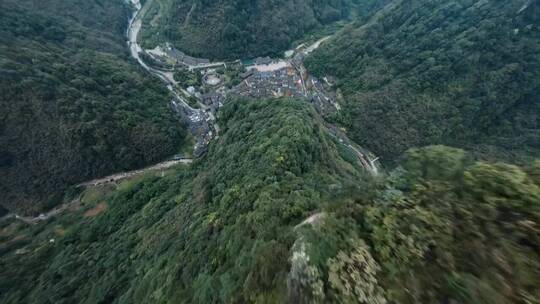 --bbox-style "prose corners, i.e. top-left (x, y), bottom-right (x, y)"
top-left (141, 39), bottom-right (340, 124)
